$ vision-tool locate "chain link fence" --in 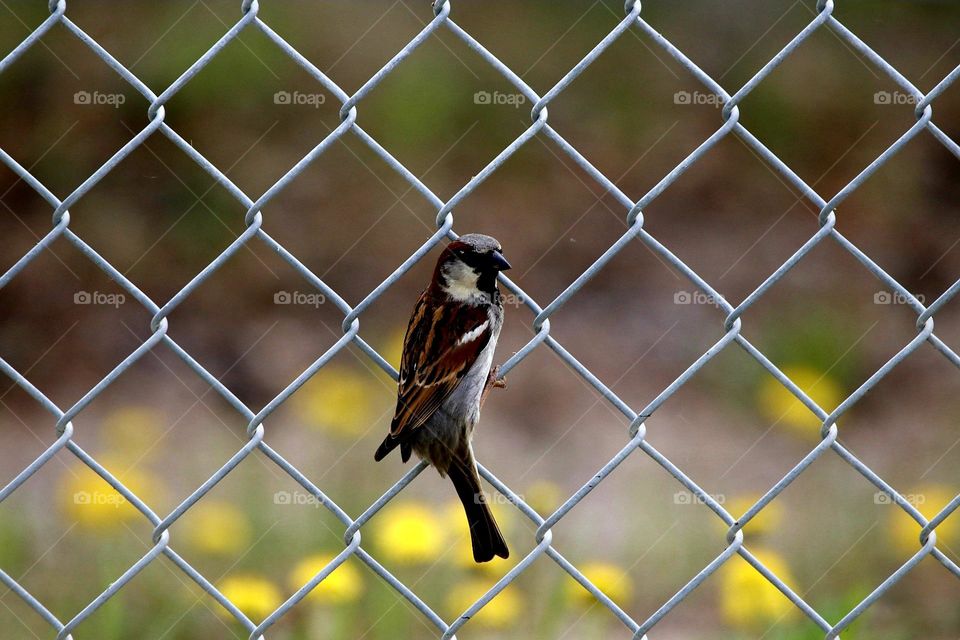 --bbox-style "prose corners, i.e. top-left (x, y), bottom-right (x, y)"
top-left (2, 0), bottom-right (959, 638)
